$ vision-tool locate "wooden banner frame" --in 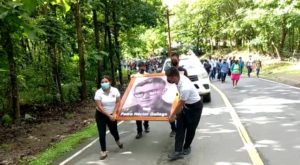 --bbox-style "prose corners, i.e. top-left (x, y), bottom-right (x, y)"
top-left (116, 73), bottom-right (179, 121)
